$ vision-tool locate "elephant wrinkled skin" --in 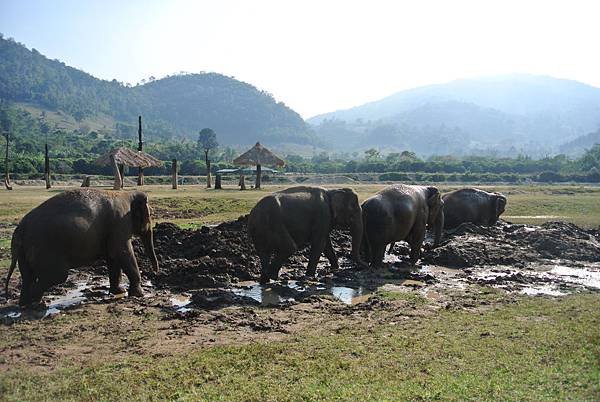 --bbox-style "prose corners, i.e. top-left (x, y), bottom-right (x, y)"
top-left (5, 189), bottom-right (159, 306)
top-left (248, 186), bottom-right (366, 284)
top-left (362, 184), bottom-right (444, 267)
top-left (443, 188), bottom-right (506, 229)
